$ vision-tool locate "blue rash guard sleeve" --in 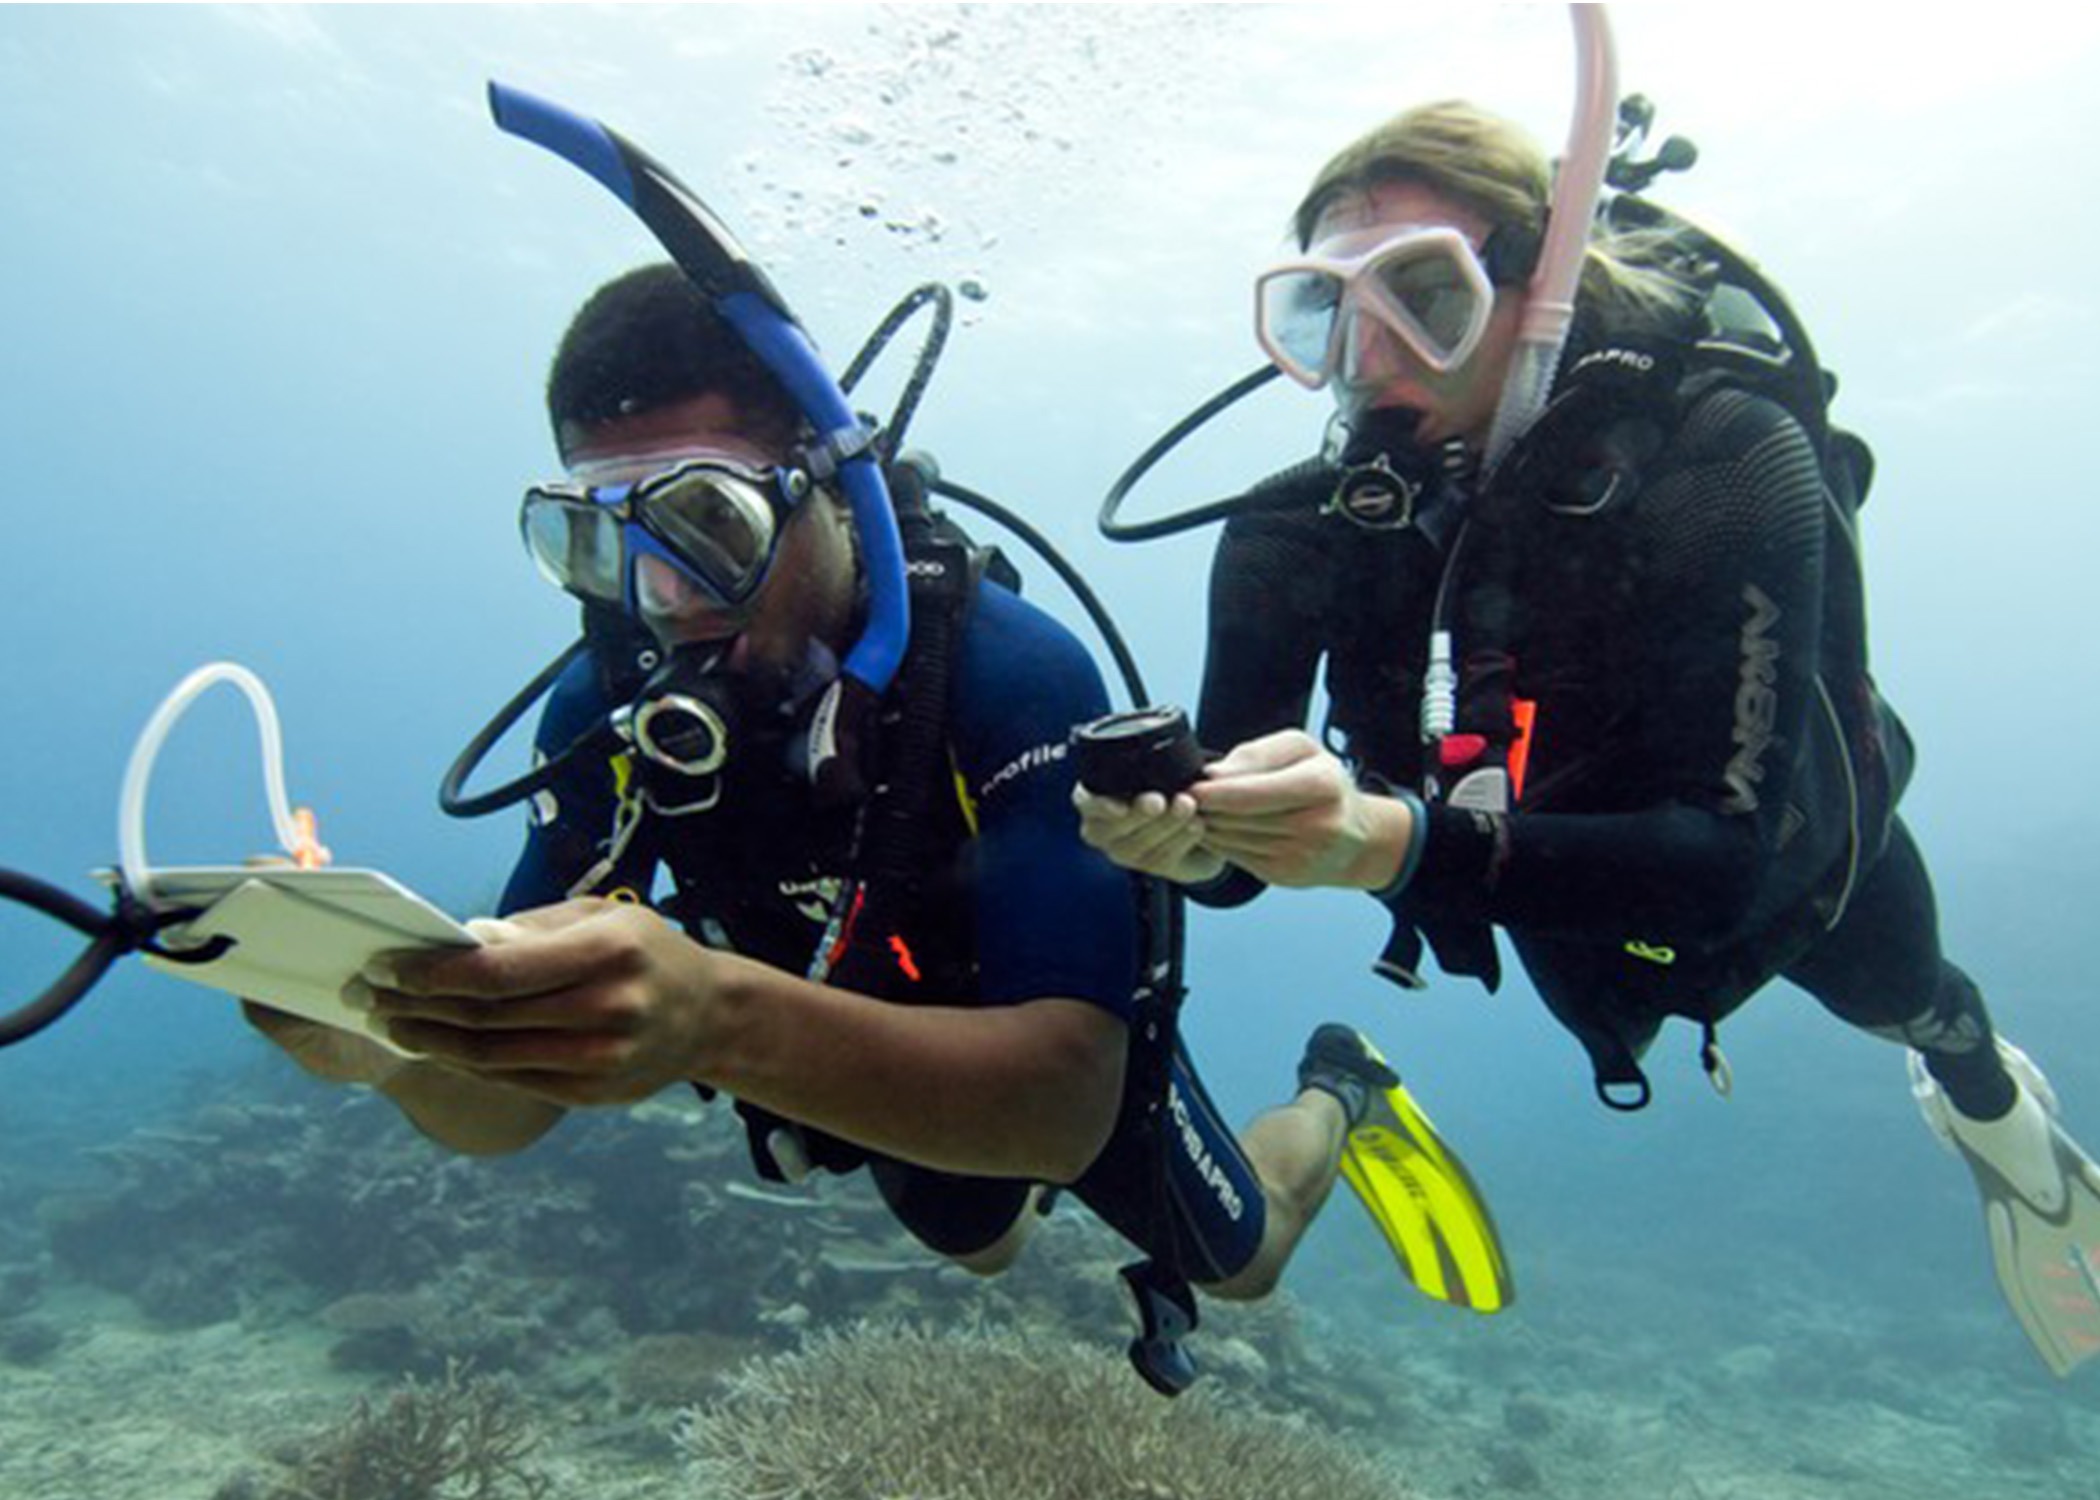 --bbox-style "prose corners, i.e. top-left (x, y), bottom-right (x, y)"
top-left (949, 581), bottom-right (1141, 1019)
top-left (497, 650), bottom-right (624, 917)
